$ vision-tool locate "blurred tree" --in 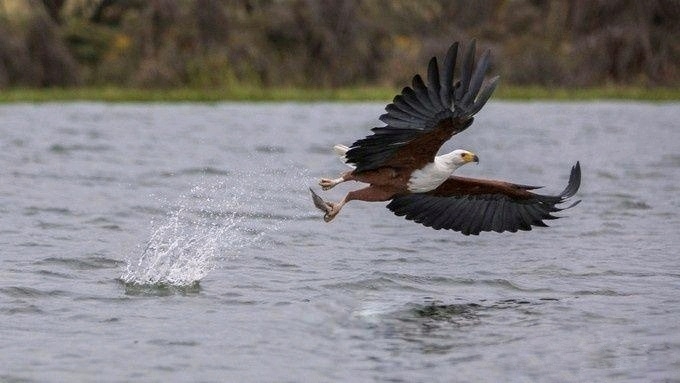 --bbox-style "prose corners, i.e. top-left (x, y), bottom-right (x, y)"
top-left (0, 24), bottom-right (36, 87)
top-left (26, 15), bottom-right (81, 86)
top-left (40, 0), bottom-right (65, 23)
top-left (0, 0), bottom-right (678, 89)
top-left (567, 0), bottom-right (680, 85)
top-left (195, 0), bottom-right (229, 49)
